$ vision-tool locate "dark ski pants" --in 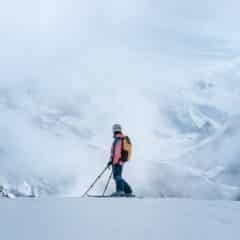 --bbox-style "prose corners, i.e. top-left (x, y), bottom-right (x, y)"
top-left (112, 164), bottom-right (132, 194)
